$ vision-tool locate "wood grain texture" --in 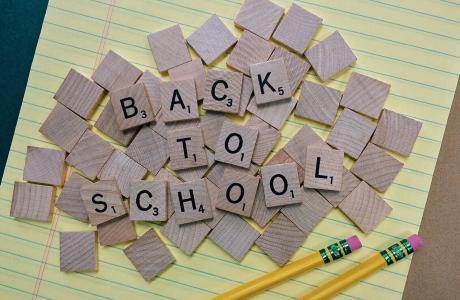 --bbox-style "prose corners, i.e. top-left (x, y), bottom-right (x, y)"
top-left (206, 162), bottom-right (259, 188)
top-left (54, 69), bottom-right (104, 119)
top-left (250, 180), bottom-right (280, 228)
top-left (175, 148), bottom-right (214, 182)
top-left (238, 75), bottom-right (254, 116)
top-left (149, 109), bottom-right (199, 139)
top-left (255, 213), bottom-right (306, 266)
top-left (372, 109), bottom-right (422, 156)
top-left (338, 181), bottom-right (392, 233)
top-left (200, 112), bottom-right (230, 151)
top-left (261, 162), bottom-right (303, 207)
top-left (305, 31), bottom-right (357, 81)
top-left (129, 180), bottom-right (167, 222)
top-left (159, 79), bottom-right (199, 123)
top-left (10, 182), bottom-right (54, 221)
top-left (351, 143), bottom-right (403, 193)
top-left (208, 213), bottom-right (260, 261)
top-left (203, 69), bottom-right (243, 114)
top-left (245, 115), bottom-right (280, 165)
top-left (250, 59), bottom-right (292, 105)
top-left (124, 229), bottom-right (175, 281)
top-left (234, 0), bottom-right (284, 40)
top-left (155, 168), bottom-right (182, 219)
top-left (56, 172), bottom-right (91, 222)
top-left (204, 179), bottom-right (226, 229)
top-left (39, 103), bottom-right (88, 152)
top-left (326, 108), bottom-right (376, 159)
top-left (147, 25), bottom-right (191, 72)
top-left (319, 167), bottom-right (361, 207)
top-left (265, 149), bottom-right (305, 184)
top-left (283, 124), bottom-right (324, 167)
top-left (227, 30), bottom-right (274, 75)
top-left (186, 14), bottom-right (237, 65)
top-left (137, 71), bottom-right (162, 115)
top-left (168, 59), bottom-right (206, 100)
top-left (167, 127), bottom-right (208, 171)
top-left (23, 146), bottom-right (66, 186)
top-left (272, 4), bottom-right (322, 54)
top-left (97, 213), bottom-right (137, 246)
top-left (91, 50), bottom-right (142, 92)
top-left (304, 145), bottom-right (344, 191)
top-left (60, 231), bottom-right (97, 272)
top-left (246, 96), bottom-right (296, 130)
top-left (66, 130), bottom-right (114, 180)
